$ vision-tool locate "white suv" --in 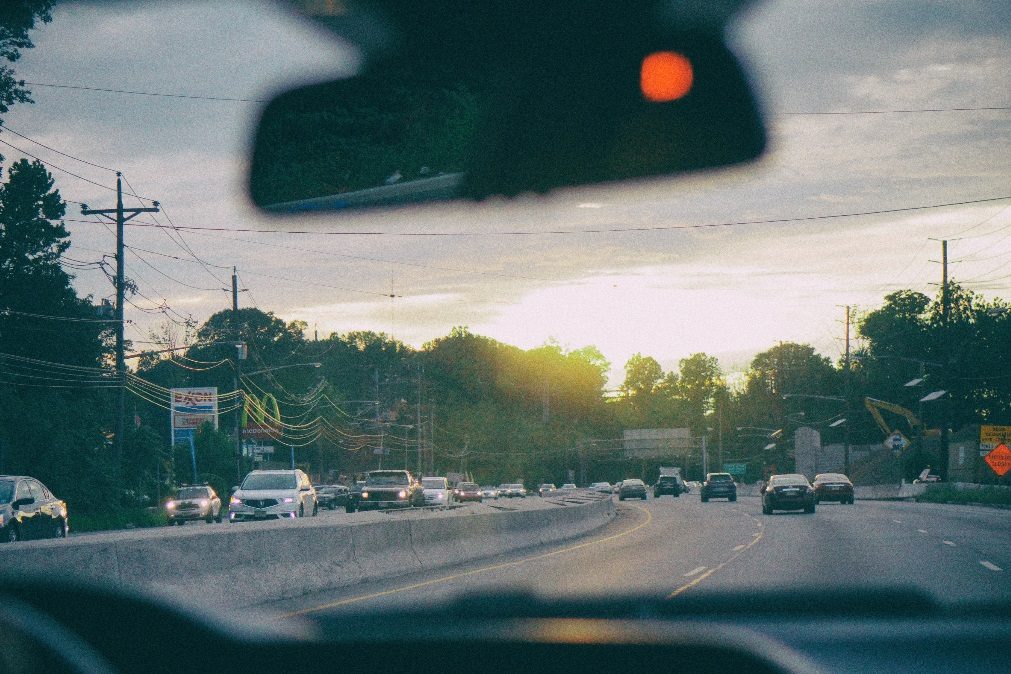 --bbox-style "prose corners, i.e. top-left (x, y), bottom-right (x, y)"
top-left (228, 469), bottom-right (317, 522)
top-left (421, 476), bottom-right (452, 506)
